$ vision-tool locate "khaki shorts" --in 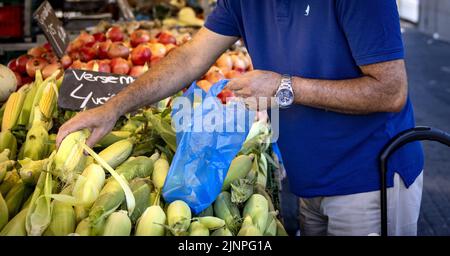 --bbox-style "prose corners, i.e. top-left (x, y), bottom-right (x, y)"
top-left (299, 171), bottom-right (423, 236)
